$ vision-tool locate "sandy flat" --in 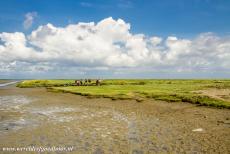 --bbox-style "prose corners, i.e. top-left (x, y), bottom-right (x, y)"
top-left (0, 85), bottom-right (229, 153)
top-left (196, 88), bottom-right (230, 102)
